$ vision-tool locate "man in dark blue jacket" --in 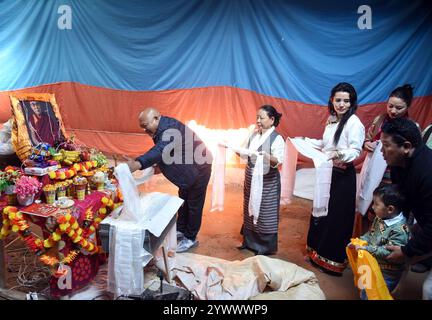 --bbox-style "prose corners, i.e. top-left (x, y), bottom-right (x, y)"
top-left (127, 108), bottom-right (212, 253)
top-left (381, 118), bottom-right (432, 299)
